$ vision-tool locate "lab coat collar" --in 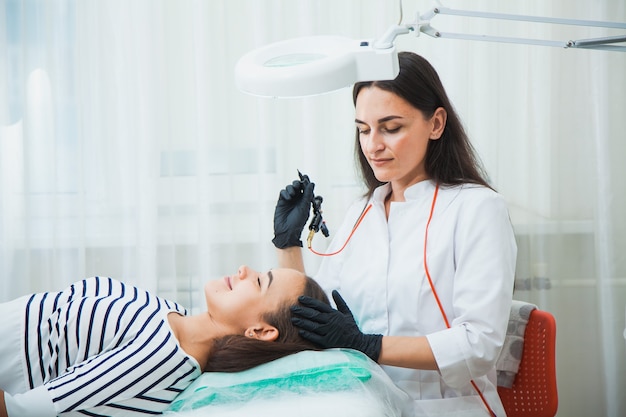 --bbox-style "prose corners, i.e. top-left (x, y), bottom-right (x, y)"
top-left (371, 180), bottom-right (436, 203)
